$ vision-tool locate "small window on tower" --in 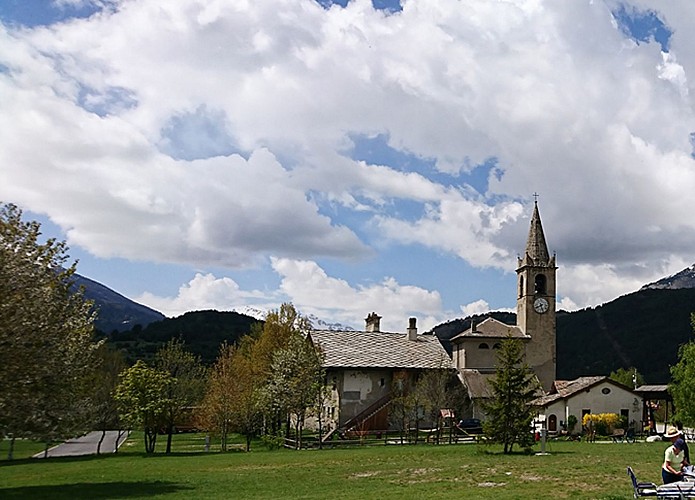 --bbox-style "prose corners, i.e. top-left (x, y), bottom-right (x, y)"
top-left (534, 274), bottom-right (547, 294)
top-left (519, 276), bottom-right (524, 298)
top-left (479, 343), bottom-right (489, 349)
